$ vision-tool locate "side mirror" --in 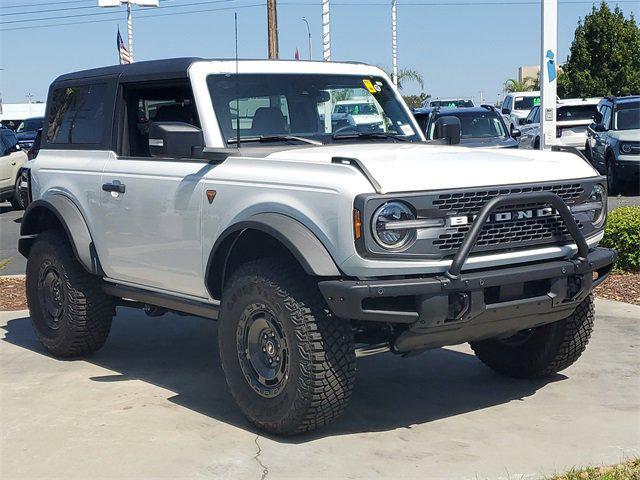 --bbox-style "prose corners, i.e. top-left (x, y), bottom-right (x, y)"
top-left (594, 111), bottom-right (603, 124)
top-left (518, 118), bottom-right (527, 126)
top-left (148, 121), bottom-right (204, 158)
top-left (434, 116), bottom-right (461, 145)
top-left (29, 129), bottom-right (42, 160)
top-left (502, 108), bottom-right (511, 115)
top-left (594, 123), bottom-right (607, 133)
top-left (511, 128), bottom-right (522, 139)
